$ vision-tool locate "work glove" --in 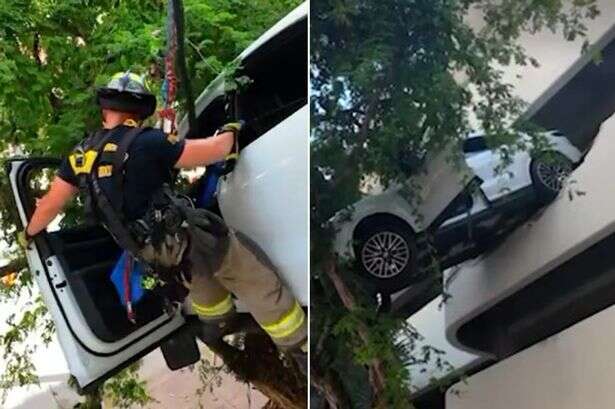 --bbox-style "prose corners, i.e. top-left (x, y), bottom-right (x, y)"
top-left (183, 207), bottom-right (230, 277)
top-left (218, 121), bottom-right (243, 175)
top-left (0, 272), bottom-right (18, 288)
top-left (218, 122), bottom-right (242, 135)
